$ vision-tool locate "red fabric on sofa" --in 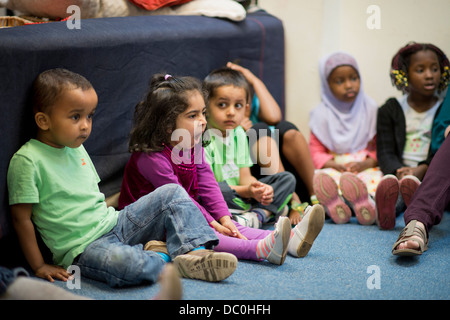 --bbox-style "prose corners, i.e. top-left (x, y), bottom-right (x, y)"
top-left (128, 0), bottom-right (193, 10)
